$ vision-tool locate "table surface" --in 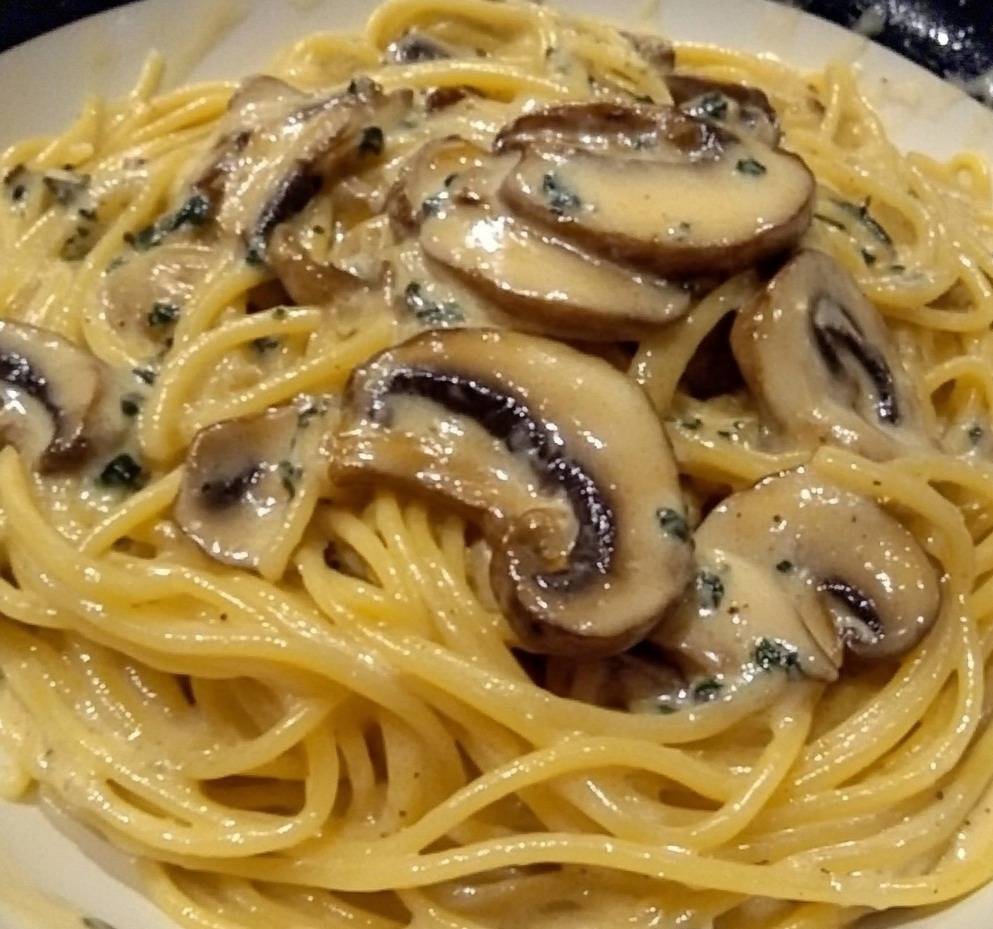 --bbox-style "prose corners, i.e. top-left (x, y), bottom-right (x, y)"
top-left (1, 0), bottom-right (992, 95)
